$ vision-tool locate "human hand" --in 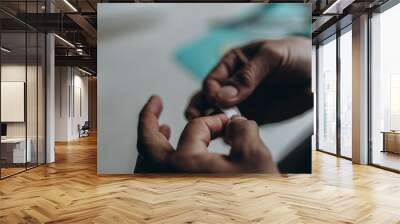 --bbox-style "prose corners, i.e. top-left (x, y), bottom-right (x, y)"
top-left (135, 95), bottom-right (175, 173)
top-left (185, 37), bottom-right (313, 124)
top-left (136, 96), bottom-right (278, 173)
top-left (173, 115), bottom-right (279, 173)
